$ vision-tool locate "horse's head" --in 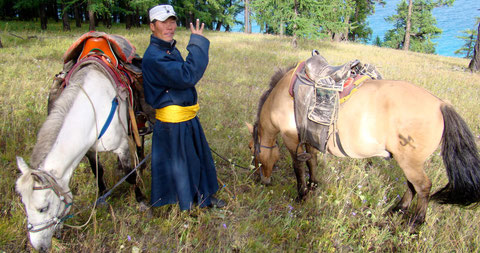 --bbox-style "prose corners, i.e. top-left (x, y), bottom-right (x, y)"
top-left (16, 156), bottom-right (72, 252)
top-left (246, 122), bottom-right (280, 185)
